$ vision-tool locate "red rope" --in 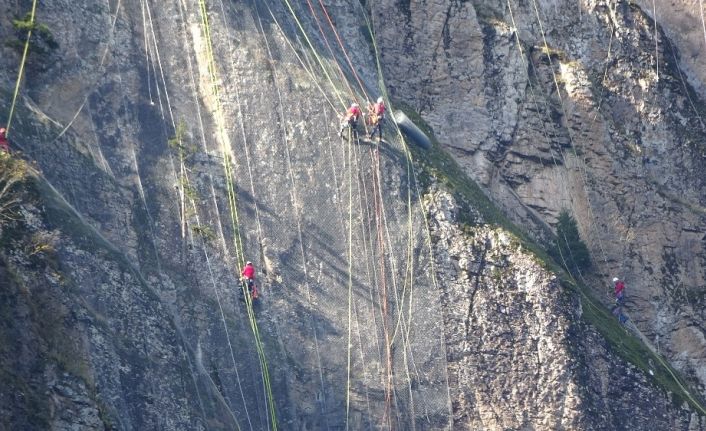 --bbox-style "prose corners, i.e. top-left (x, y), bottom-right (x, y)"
top-left (304, 0), bottom-right (357, 99)
top-left (301, 0), bottom-right (371, 133)
top-left (317, 0), bottom-right (372, 102)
